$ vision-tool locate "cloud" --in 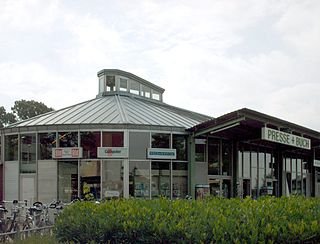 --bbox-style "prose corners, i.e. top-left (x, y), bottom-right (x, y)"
top-left (0, 0), bottom-right (319, 131)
